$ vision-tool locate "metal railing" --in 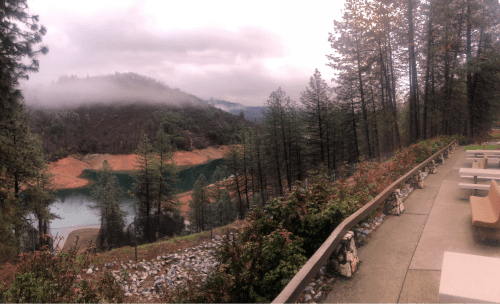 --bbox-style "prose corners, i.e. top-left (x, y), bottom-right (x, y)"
top-left (272, 139), bottom-right (457, 303)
